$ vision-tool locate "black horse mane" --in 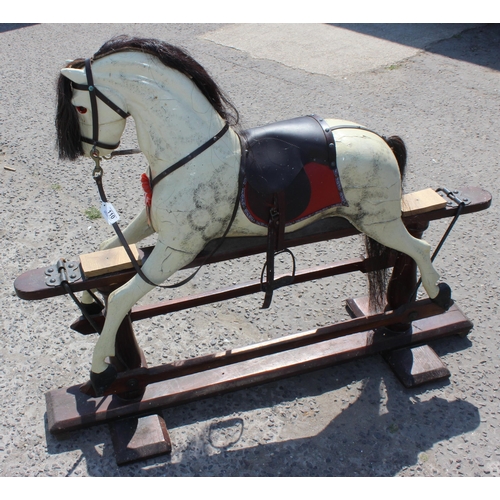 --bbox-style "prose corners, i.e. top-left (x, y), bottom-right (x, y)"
top-left (56, 35), bottom-right (240, 160)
